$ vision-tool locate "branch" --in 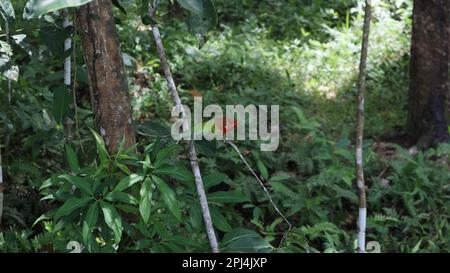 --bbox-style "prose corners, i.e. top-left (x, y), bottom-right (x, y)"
top-left (149, 4), bottom-right (219, 253)
top-left (226, 140), bottom-right (292, 246)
